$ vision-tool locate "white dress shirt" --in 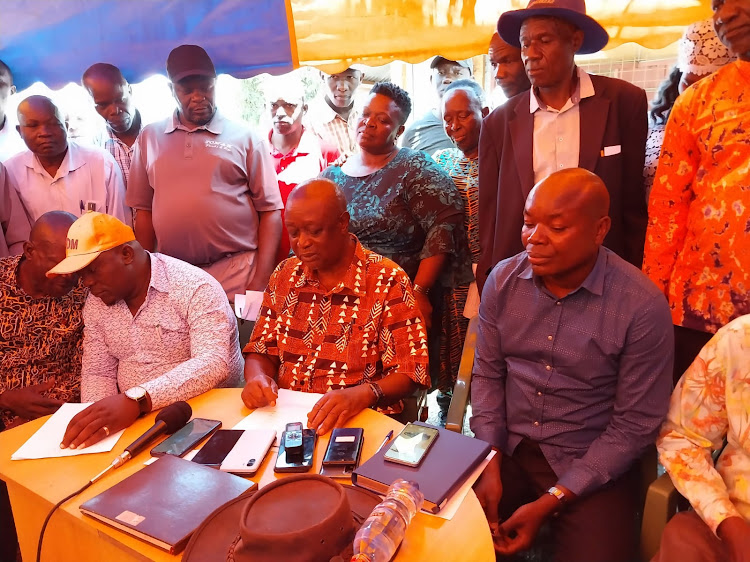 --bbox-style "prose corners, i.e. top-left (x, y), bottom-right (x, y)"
top-left (531, 67), bottom-right (595, 184)
top-left (0, 116), bottom-right (25, 162)
top-left (4, 141), bottom-right (130, 224)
